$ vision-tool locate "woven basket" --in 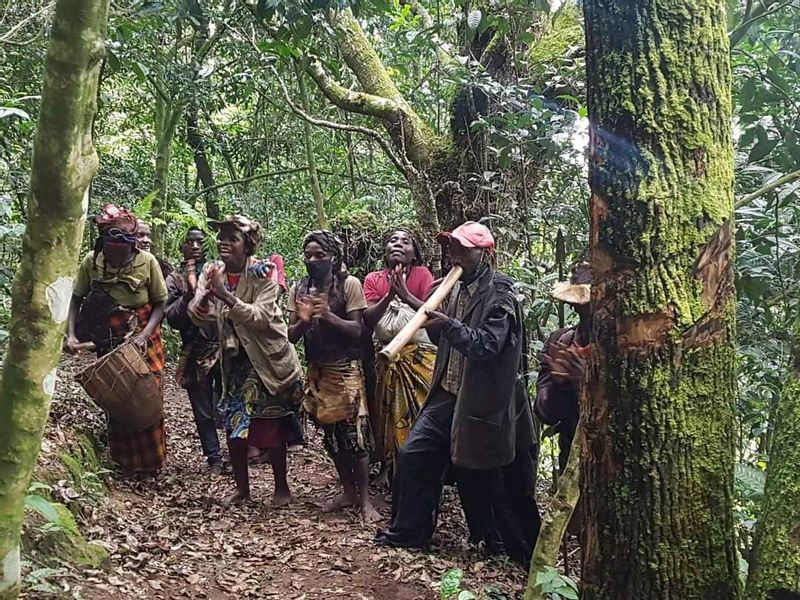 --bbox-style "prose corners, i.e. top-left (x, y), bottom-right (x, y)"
top-left (75, 343), bottom-right (162, 431)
